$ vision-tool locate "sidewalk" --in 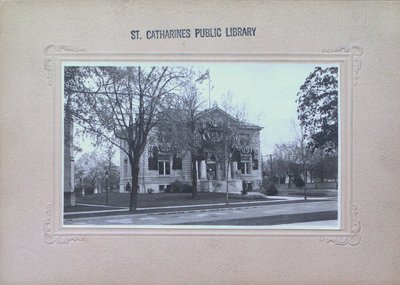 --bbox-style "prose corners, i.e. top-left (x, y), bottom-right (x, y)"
top-left (64, 199), bottom-right (338, 227)
top-left (64, 196), bottom-right (337, 219)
